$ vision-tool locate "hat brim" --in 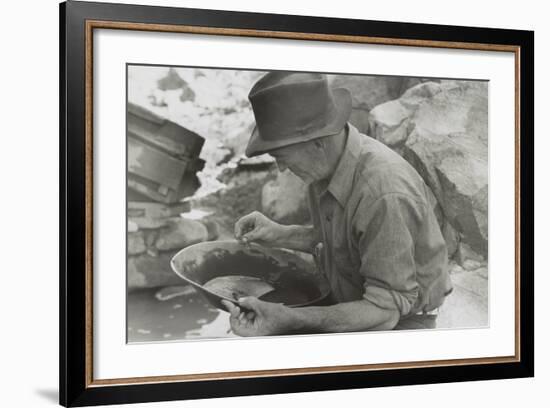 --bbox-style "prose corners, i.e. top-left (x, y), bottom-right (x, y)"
top-left (245, 87), bottom-right (352, 157)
